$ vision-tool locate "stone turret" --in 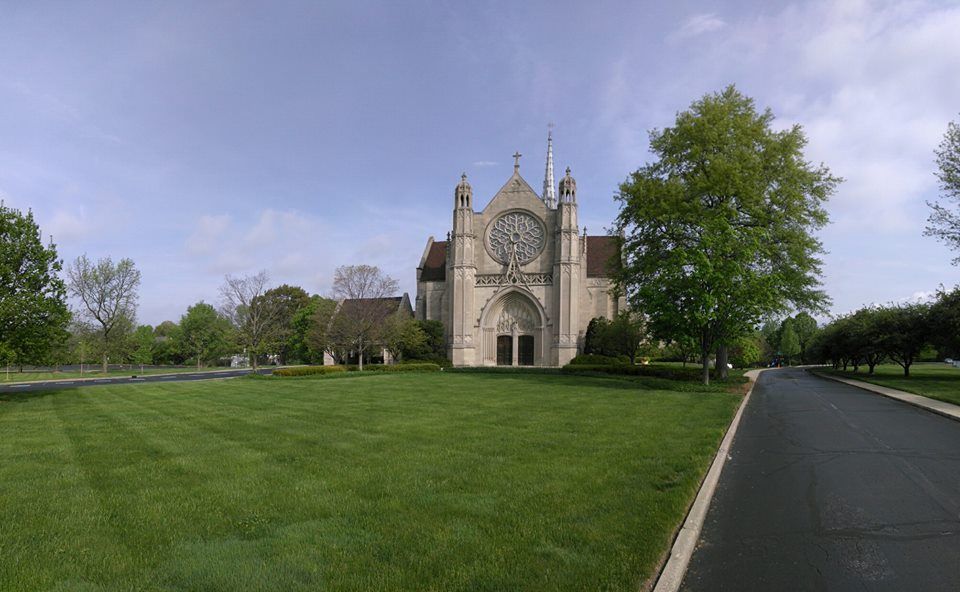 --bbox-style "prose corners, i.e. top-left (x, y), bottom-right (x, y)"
top-left (448, 173), bottom-right (477, 365)
top-left (553, 166), bottom-right (580, 365)
top-left (454, 172), bottom-right (472, 209)
top-left (559, 167), bottom-right (577, 203)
